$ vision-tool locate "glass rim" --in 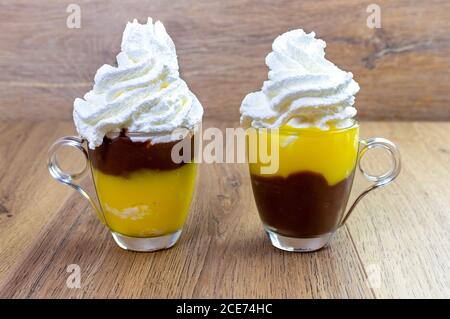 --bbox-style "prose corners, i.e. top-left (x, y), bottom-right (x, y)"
top-left (249, 120), bottom-right (359, 136)
top-left (105, 127), bottom-right (196, 139)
